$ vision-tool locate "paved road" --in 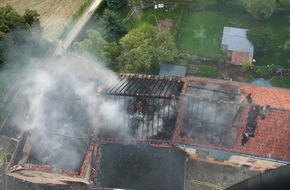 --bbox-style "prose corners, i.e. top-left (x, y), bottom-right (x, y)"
top-left (55, 0), bottom-right (102, 55)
